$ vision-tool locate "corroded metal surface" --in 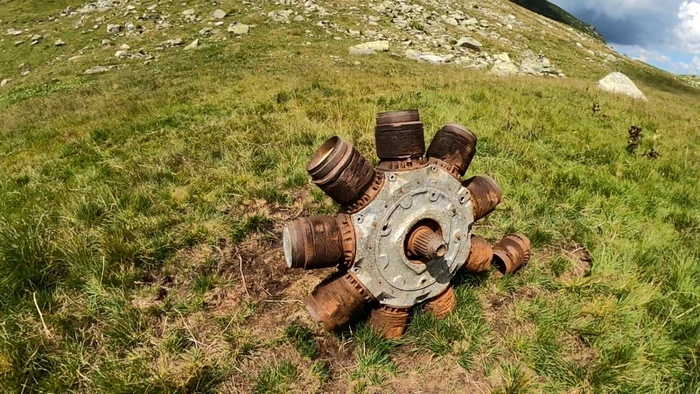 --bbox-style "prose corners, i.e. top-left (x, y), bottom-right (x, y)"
top-left (368, 305), bottom-right (410, 339)
top-left (305, 272), bottom-right (374, 331)
top-left (307, 137), bottom-right (375, 205)
top-left (284, 109), bottom-right (531, 337)
top-left (463, 175), bottom-right (502, 221)
top-left (375, 110), bottom-right (426, 161)
top-left (492, 233), bottom-right (532, 274)
top-left (407, 225), bottom-right (448, 260)
top-left (463, 235), bottom-right (494, 273)
top-left (341, 172), bottom-right (385, 214)
top-left (283, 214), bottom-right (355, 270)
top-left (350, 164), bottom-right (474, 308)
top-left (427, 123), bottom-right (477, 179)
top-left (424, 286), bottom-right (457, 318)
